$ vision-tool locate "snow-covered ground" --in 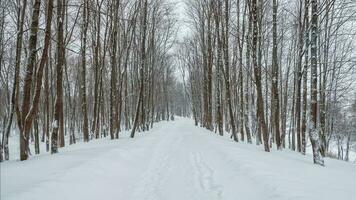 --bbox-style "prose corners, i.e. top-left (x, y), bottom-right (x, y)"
top-left (1, 117), bottom-right (355, 200)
